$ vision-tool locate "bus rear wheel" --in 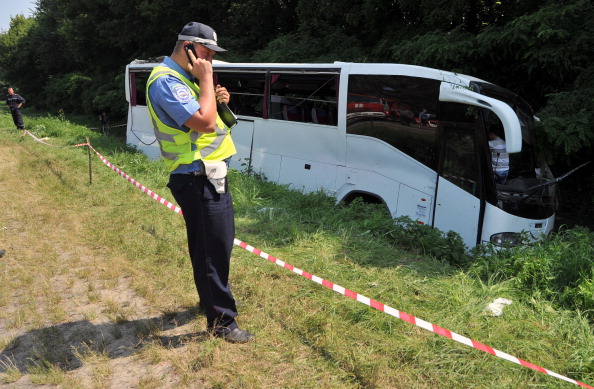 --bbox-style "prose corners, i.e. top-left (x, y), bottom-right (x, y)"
top-left (340, 193), bottom-right (389, 213)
